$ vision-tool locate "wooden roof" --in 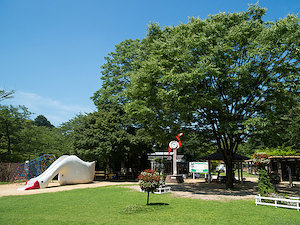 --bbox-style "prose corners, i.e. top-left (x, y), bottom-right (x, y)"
top-left (200, 152), bottom-right (249, 161)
